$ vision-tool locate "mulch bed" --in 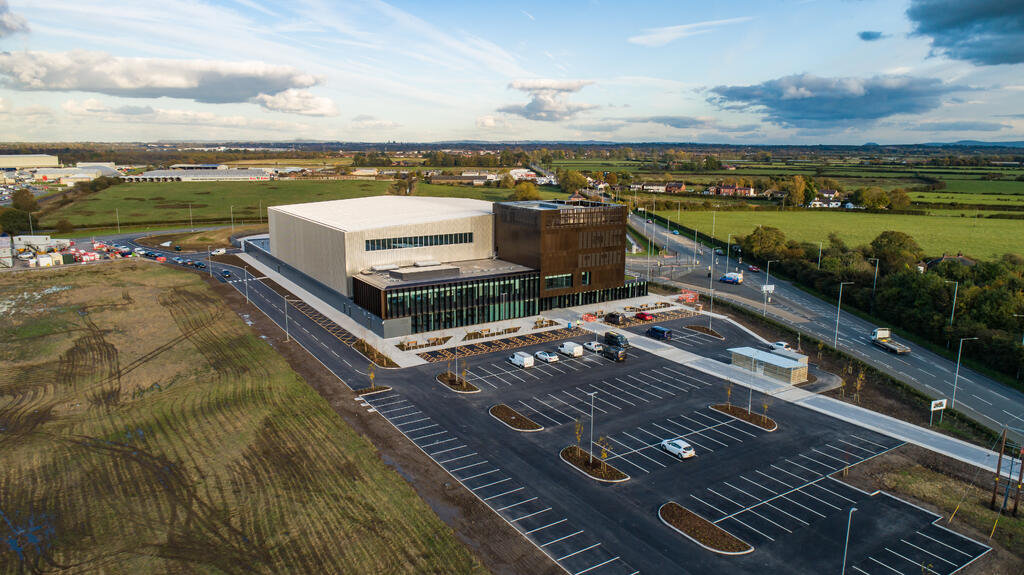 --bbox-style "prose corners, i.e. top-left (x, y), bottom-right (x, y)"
top-left (659, 502), bottom-right (752, 554)
top-left (560, 445), bottom-right (628, 482)
top-left (355, 339), bottom-right (398, 368)
top-left (437, 371), bottom-right (480, 393)
top-left (685, 324), bottom-right (724, 339)
top-left (489, 404), bottom-right (542, 431)
top-left (711, 403), bottom-right (778, 431)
